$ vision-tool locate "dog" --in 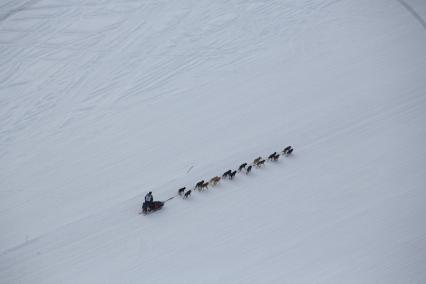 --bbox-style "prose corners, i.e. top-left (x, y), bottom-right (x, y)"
top-left (229, 170), bottom-right (237, 179)
top-left (287, 148), bottom-right (293, 155)
top-left (195, 180), bottom-right (204, 190)
top-left (222, 170), bottom-right (232, 178)
top-left (209, 176), bottom-right (221, 186)
top-left (200, 181), bottom-right (209, 190)
top-left (253, 157), bottom-right (262, 165)
top-left (267, 152), bottom-right (277, 161)
top-left (255, 159), bottom-right (265, 167)
top-left (184, 190), bottom-right (191, 198)
top-left (272, 153), bottom-right (280, 161)
top-left (178, 187), bottom-right (186, 195)
top-left (238, 163), bottom-right (247, 171)
top-left (246, 165), bottom-right (252, 174)
top-left (282, 146), bottom-right (292, 154)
